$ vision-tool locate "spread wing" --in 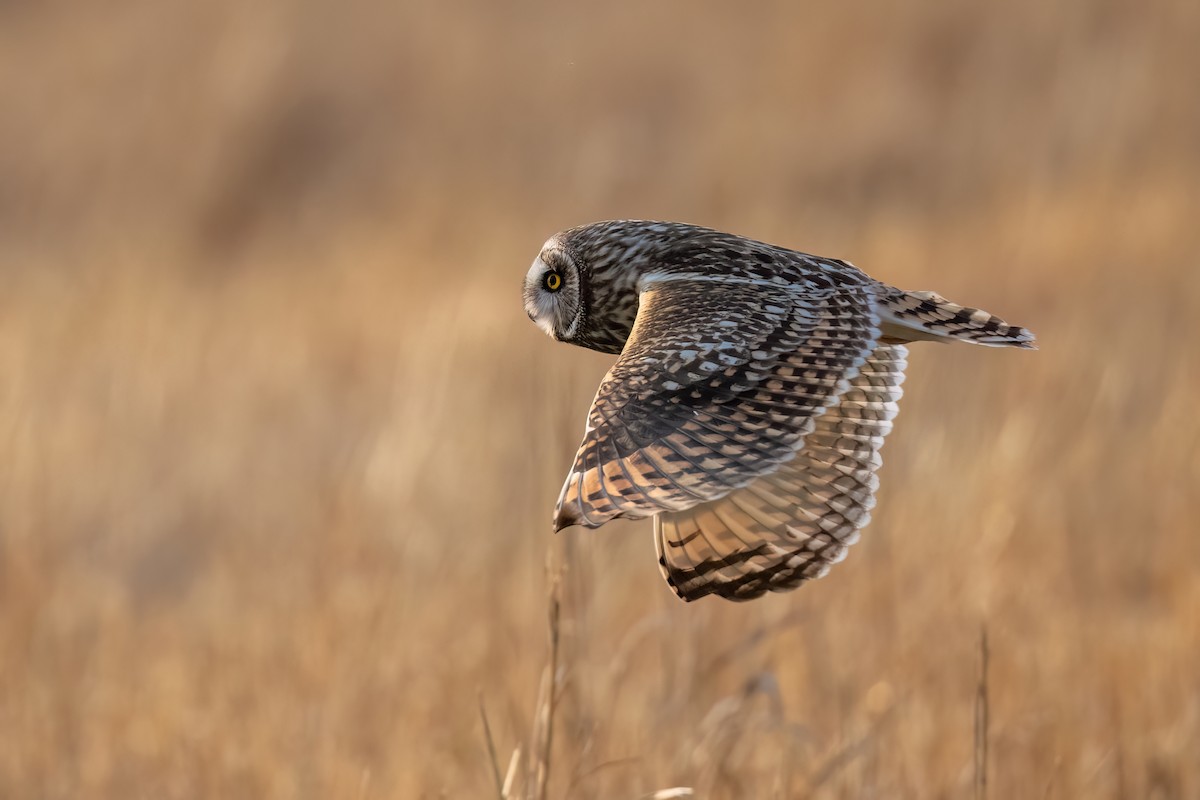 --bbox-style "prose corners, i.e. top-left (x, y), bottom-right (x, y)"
top-left (553, 277), bottom-right (881, 532)
top-left (654, 343), bottom-right (907, 601)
